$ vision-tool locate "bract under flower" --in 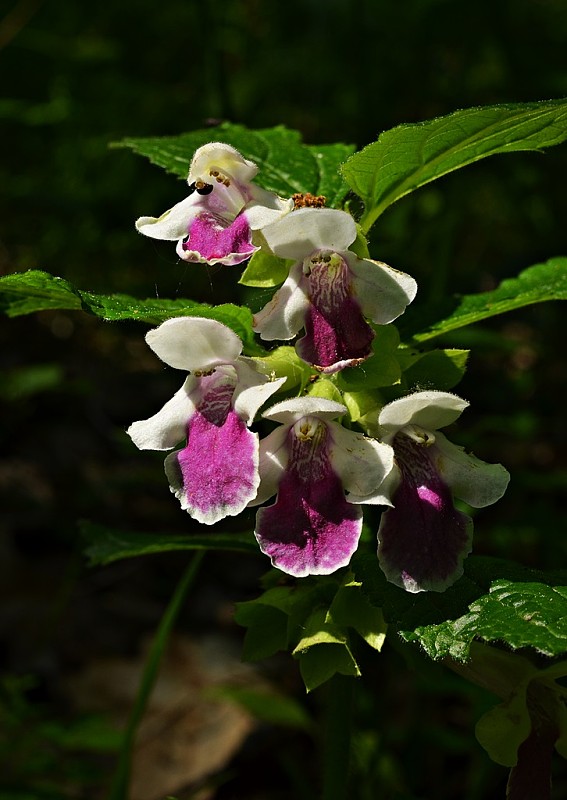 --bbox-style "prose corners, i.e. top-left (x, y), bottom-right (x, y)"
top-left (251, 397), bottom-right (395, 577)
top-left (136, 143), bottom-right (292, 266)
top-left (254, 208), bottom-right (417, 373)
top-left (375, 391), bottom-right (510, 593)
top-left (127, 316), bottom-right (285, 525)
